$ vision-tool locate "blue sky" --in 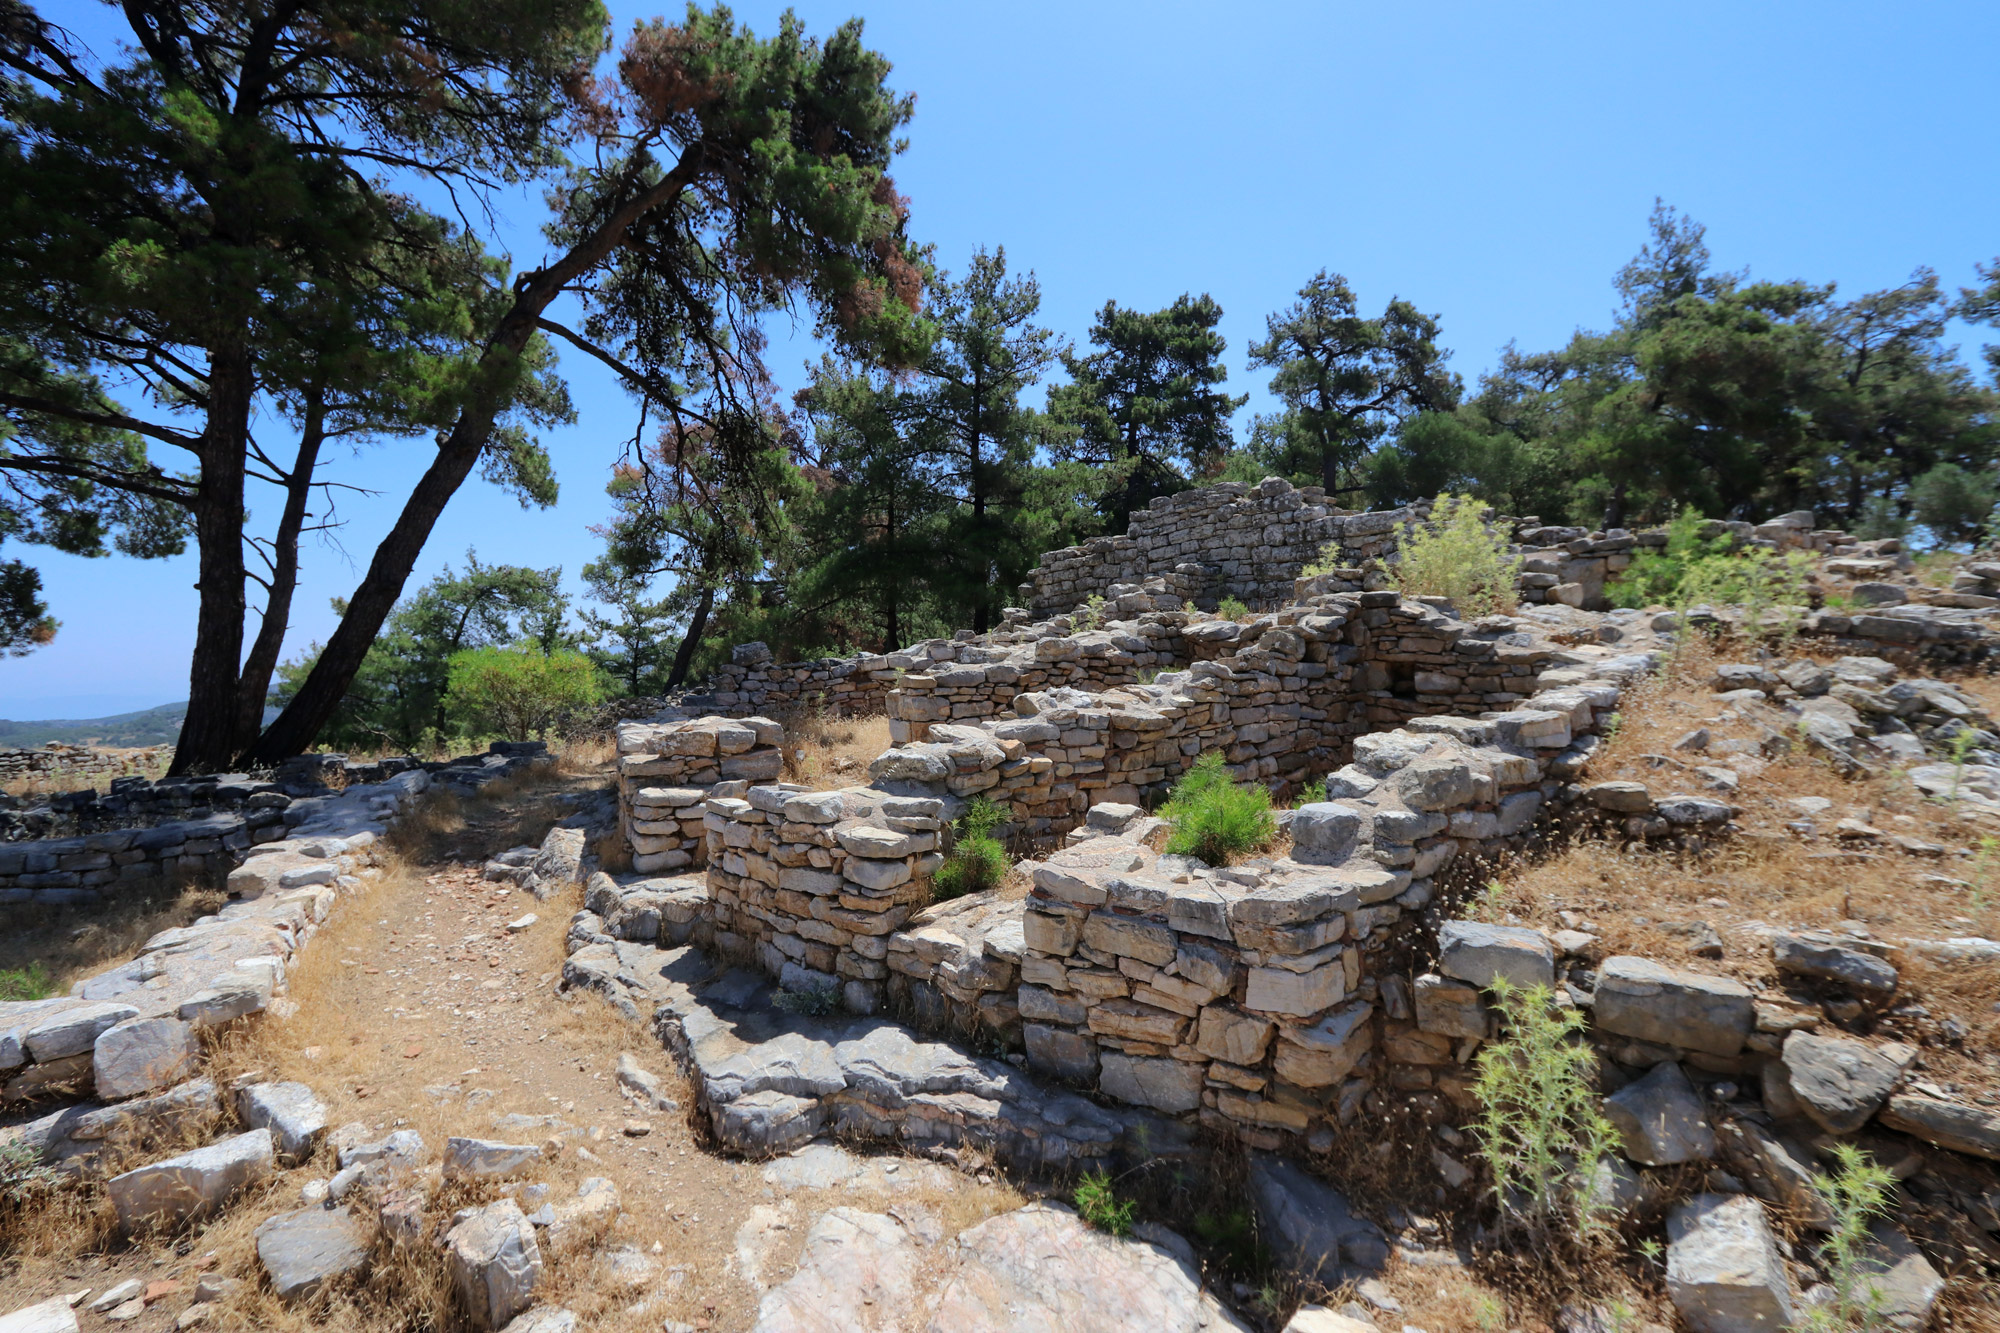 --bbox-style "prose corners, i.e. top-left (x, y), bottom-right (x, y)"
top-left (7, 0), bottom-right (1997, 718)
